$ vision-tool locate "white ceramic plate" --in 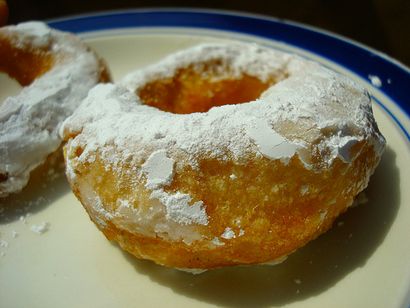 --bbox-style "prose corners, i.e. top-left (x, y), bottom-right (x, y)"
top-left (1, 9), bottom-right (409, 308)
